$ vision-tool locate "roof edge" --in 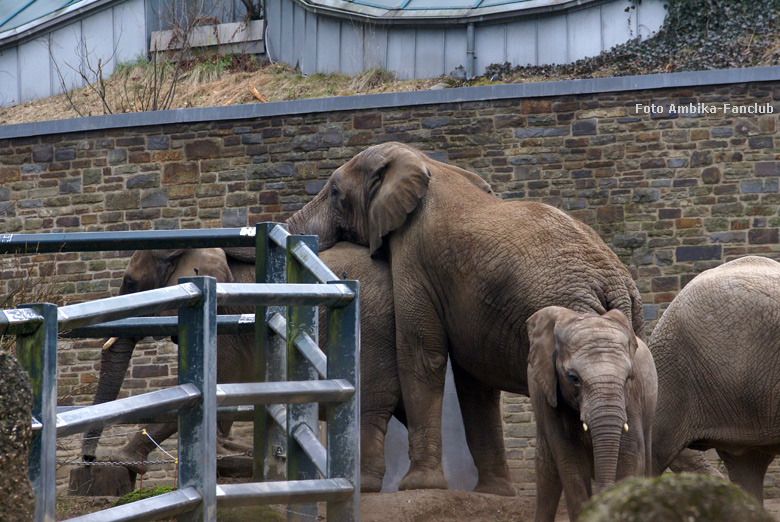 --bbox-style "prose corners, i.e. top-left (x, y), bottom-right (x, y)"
top-left (1, 65), bottom-right (779, 140)
top-left (0, 0), bottom-right (122, 51)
